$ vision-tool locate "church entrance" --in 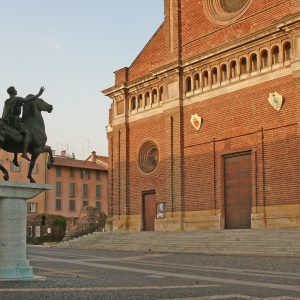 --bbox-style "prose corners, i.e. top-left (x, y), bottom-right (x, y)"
top-left (142, 191), bottom-right (156, 231)
top-left (224, 152), bottom-right (252, 229)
